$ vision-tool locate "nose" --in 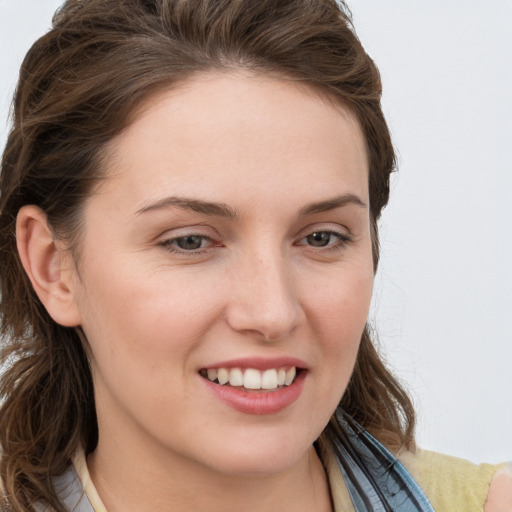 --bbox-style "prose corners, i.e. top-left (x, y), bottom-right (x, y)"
top-left (225, 249), bottom-right (304, 341)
